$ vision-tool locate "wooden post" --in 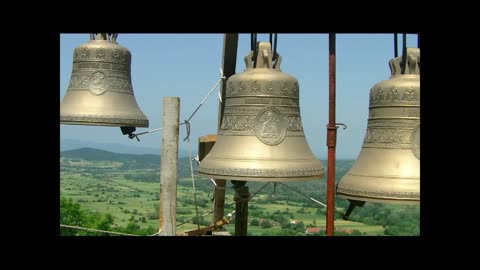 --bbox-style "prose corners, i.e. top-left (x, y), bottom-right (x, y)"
top-left (210, 34), bottom-right (239, 228)
top-left (217, 34), bottom-right (239, 128)
top-left (159, 97), bottom-right (180, 236)
top-left (198, 135), bottom-right (227, 226)
top-left (232, 180), bottom-right (249, 236)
